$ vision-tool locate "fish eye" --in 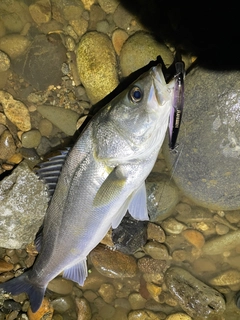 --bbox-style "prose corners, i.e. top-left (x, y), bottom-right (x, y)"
top-left (129, 86), bottom-right (143, 103)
